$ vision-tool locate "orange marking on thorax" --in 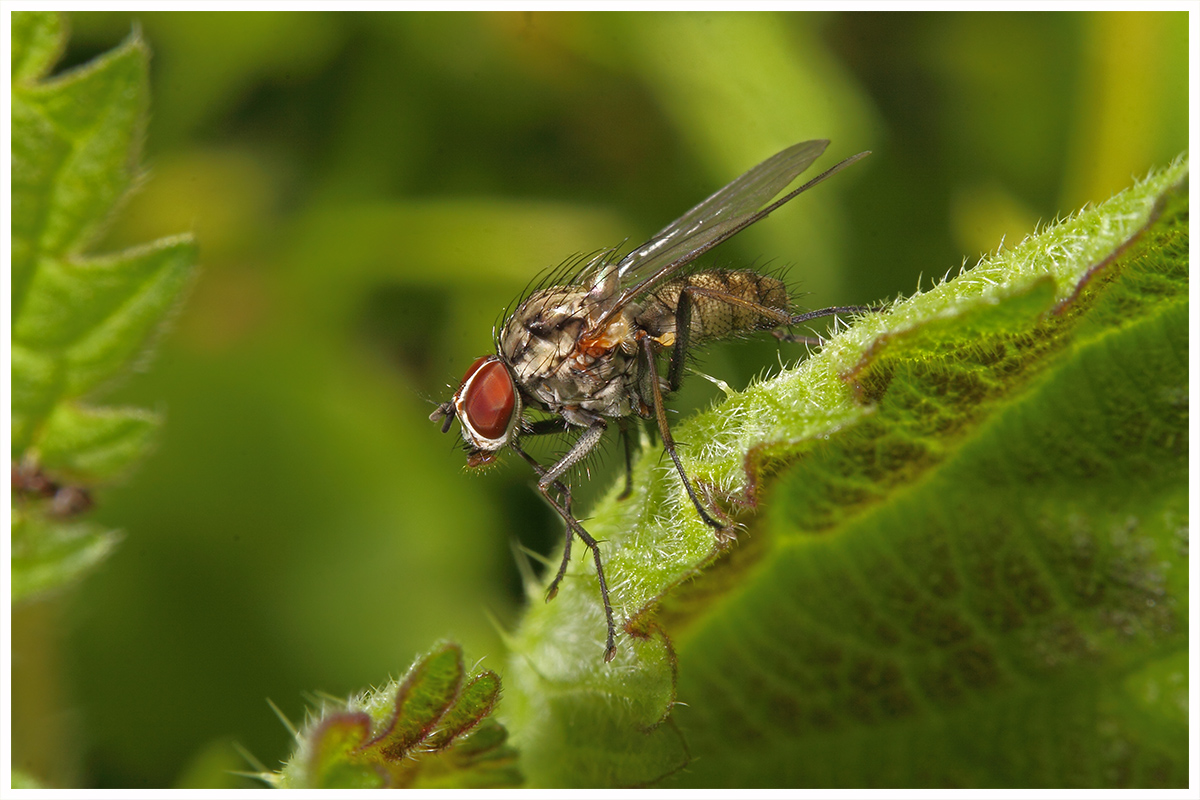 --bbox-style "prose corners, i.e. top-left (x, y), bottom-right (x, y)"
top-left (576, 317), bottom-right (631, 360)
